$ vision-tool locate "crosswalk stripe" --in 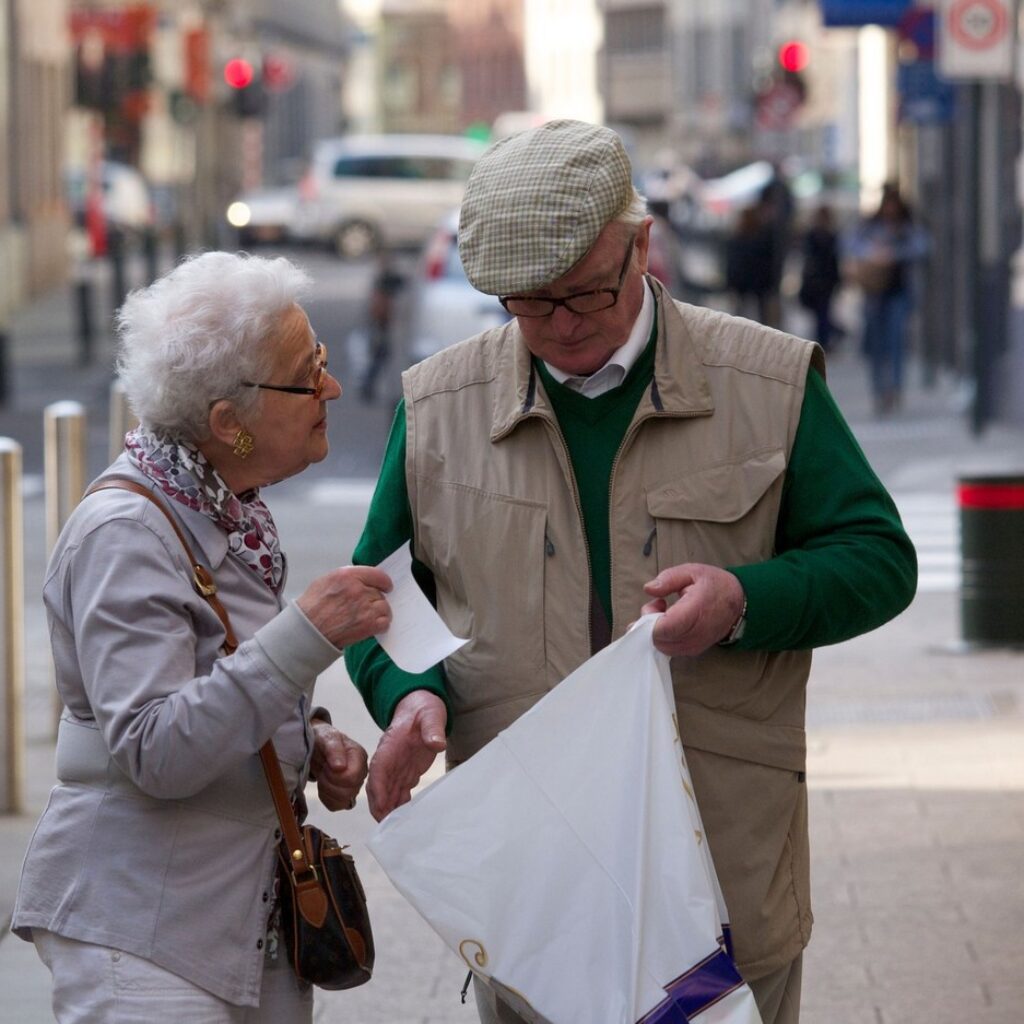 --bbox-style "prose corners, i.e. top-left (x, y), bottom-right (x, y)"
top-left (893, 492), bottom-right (959, 593)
